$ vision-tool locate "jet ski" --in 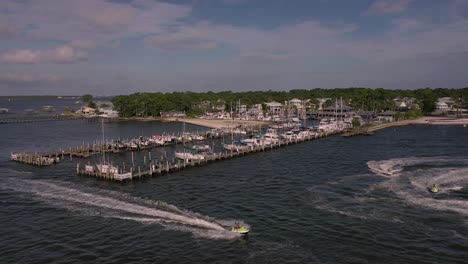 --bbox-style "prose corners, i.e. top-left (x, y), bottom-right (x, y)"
top-left (231, 225), bottom-right (249, 234)
top-left (429, 184), bottom-right (439, 193)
